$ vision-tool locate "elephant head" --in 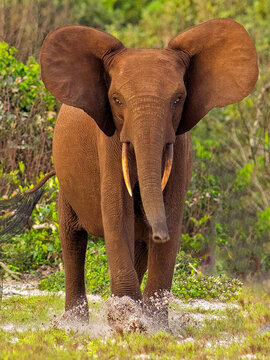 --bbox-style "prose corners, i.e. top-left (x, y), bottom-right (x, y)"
top-left (40, 19), bottom-right (258, 243)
